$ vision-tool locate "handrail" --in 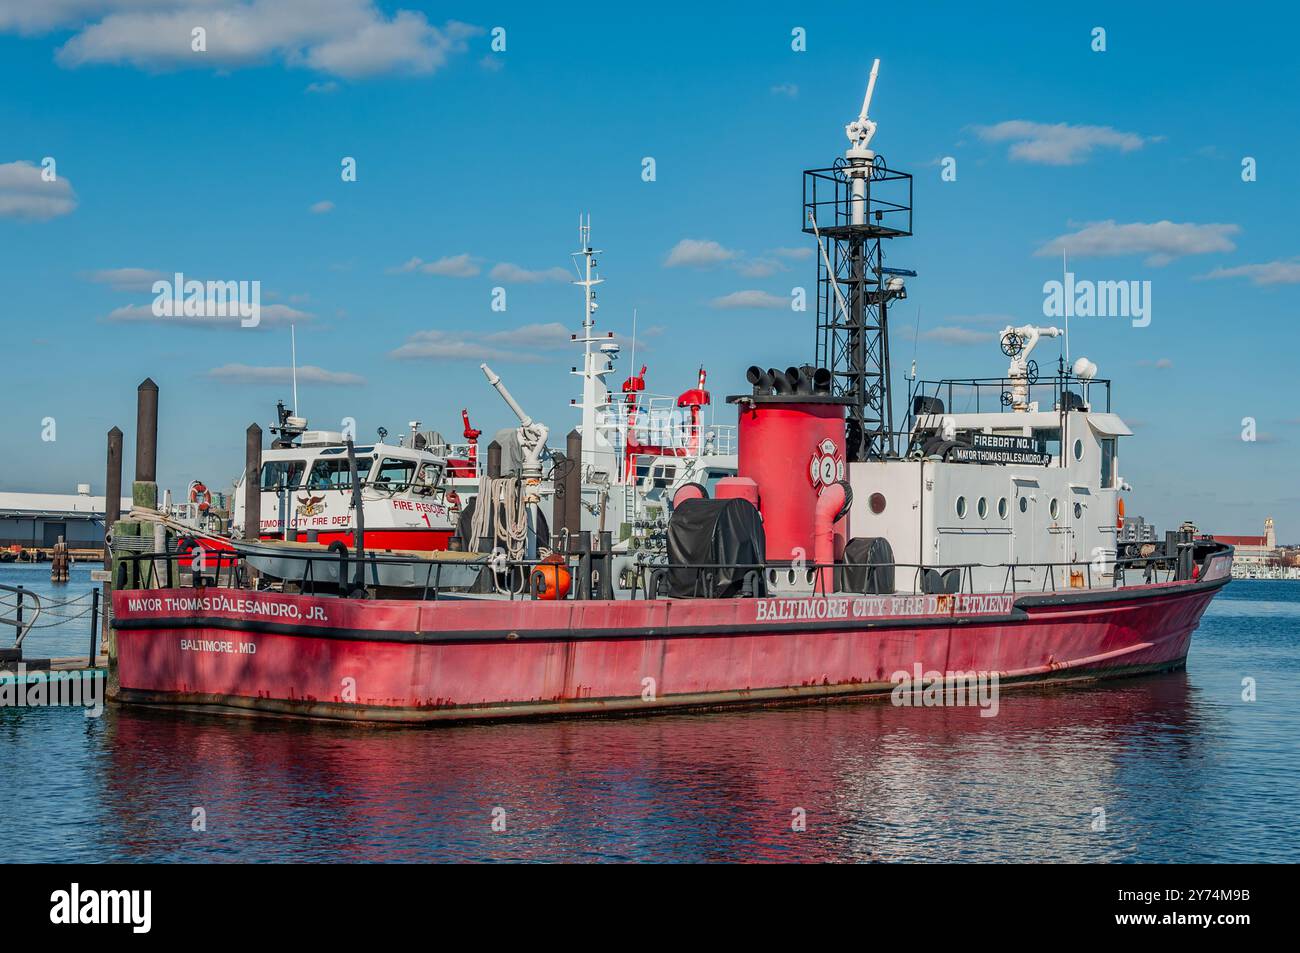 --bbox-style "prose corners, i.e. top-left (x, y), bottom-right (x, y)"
top-left (112, 541), bottom-right (1215, 604)
top-left (0, 583), bottom-right (42, 648)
